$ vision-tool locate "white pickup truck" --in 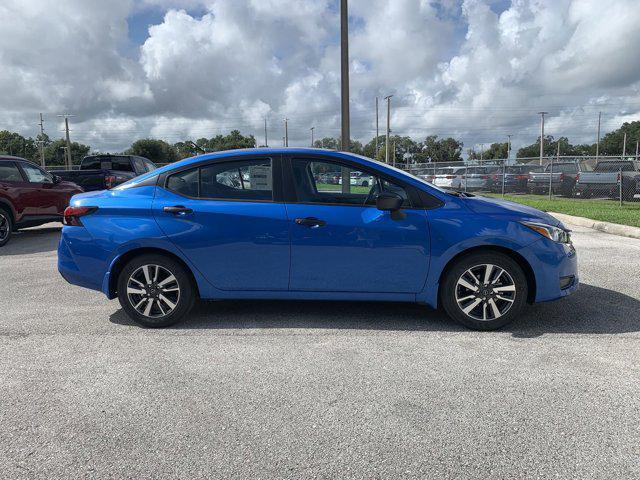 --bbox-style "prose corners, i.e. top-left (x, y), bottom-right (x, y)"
top-left (574, 160), bottom-right (640, 200)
